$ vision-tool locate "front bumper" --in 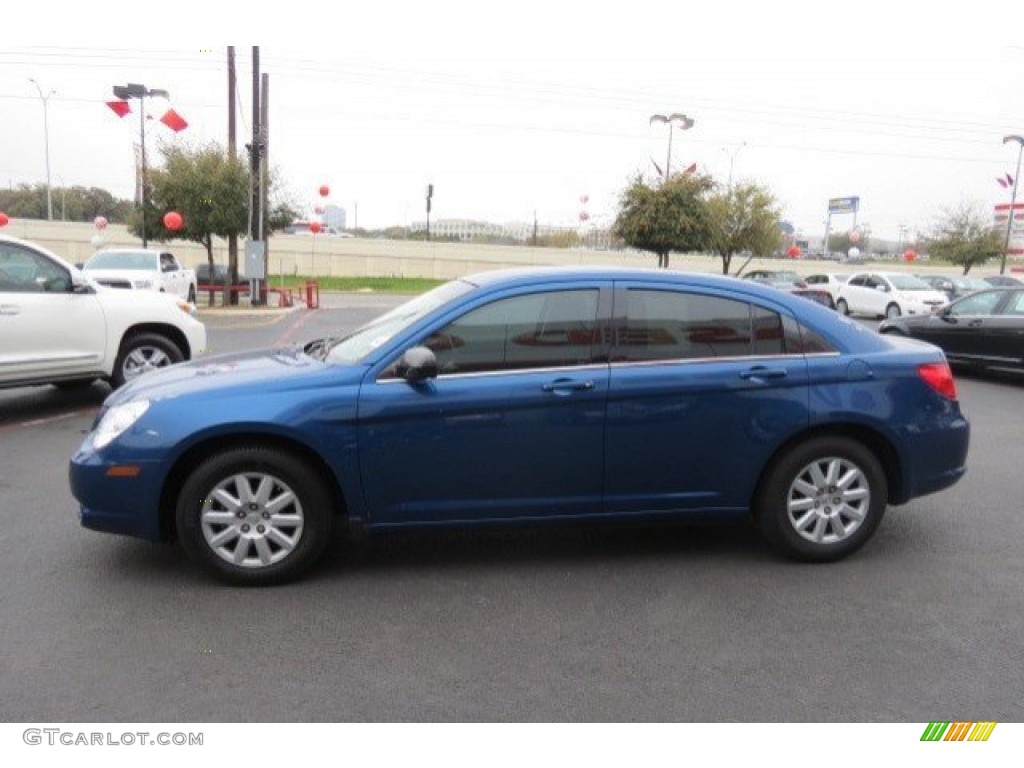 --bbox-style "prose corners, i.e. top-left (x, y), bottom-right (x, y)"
top-left (70, 452), bottom-right (166, 541)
